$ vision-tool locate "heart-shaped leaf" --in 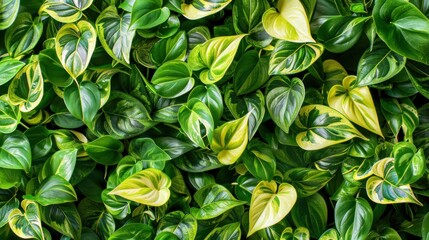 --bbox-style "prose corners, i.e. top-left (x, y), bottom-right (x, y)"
top-left (64, 81), bottom-right (101, 126)
top-left (150, 31), bottom-right (187, 66)
top-left (109, 223), bottom-right (154, 240)
top-left (233, 50), bottom-right (270, 95)
top-left (25, 175), bottom-right (78, 206)
top-left (0, 130), bottom-right (31, 173)
top-left (128, 138), bottom-right (171, 161)
top-left (392, 142), bottom-right (425, 185)
top-left (8, 200), bottom-right (44, 240)
top-left (40, 0), bottom-right (93, 23)
top-left (0, 95), bottom-right (21, 134)
top-left (182, 0), bottom-right (232, 20)
top-left (130, 0), bottom-right (170, 29)
top-left (291, 193), bottom-right (328, 238)
top-left (39, 148), bottom-right (77, 182)
top-left (188, 84), bottom-right (223, 123)
top-left (157, 211), bottom-right (197, 239)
